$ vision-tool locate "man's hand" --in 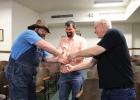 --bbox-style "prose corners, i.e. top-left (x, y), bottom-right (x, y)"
top-left (56, 50), bottom-right (70, 64)
top-left (67, 53), bottom-right (77, 62)
top-left (58, 56), bottom-right (69, 64)
top-left (69, 53), bottom-right (77, 58)
top-left (60, 64), bottom-right (74, 73)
